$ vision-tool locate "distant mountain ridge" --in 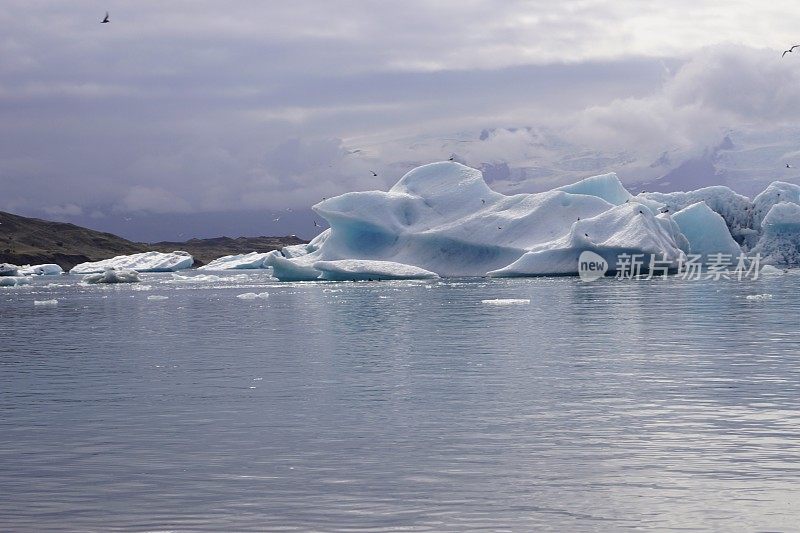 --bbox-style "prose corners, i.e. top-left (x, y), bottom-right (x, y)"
top-left (0, 211), bottom-right (306, 270)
